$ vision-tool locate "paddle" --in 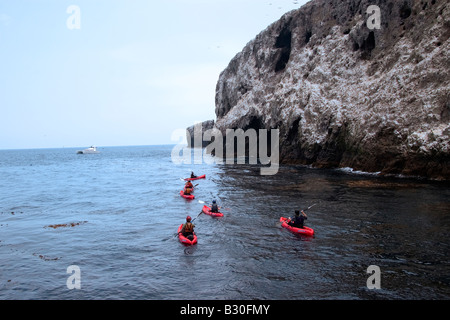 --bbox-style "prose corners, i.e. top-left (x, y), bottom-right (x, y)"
top-left (303, 203), bottom-right (317, 212)
top-left (180, 176), bottom-right (199, 185)
top-left (191, 210), bottom-right (203, 223)
top-left (284, 203), bottom-right (317, 224)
